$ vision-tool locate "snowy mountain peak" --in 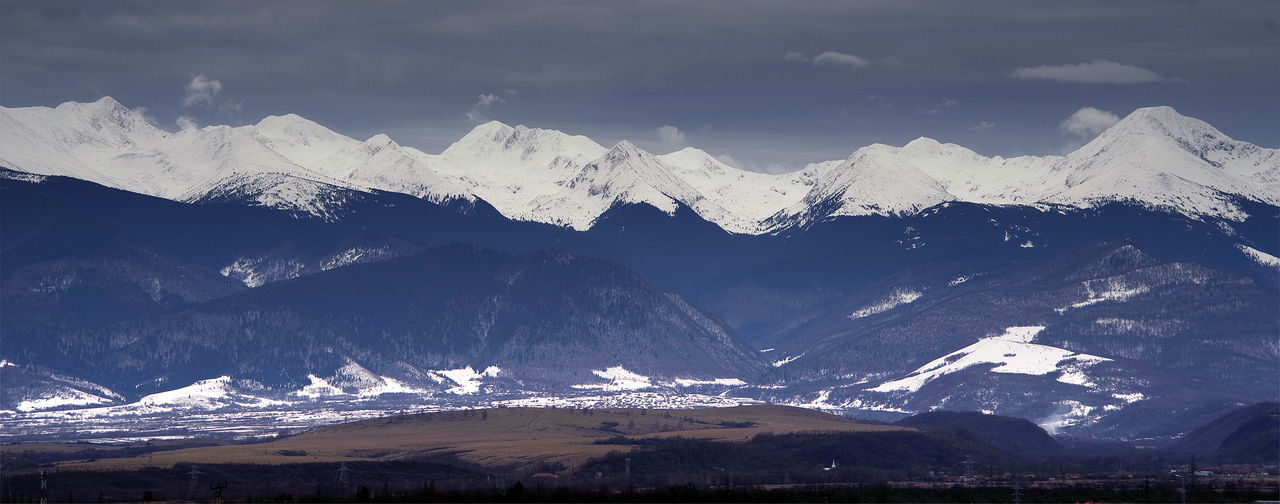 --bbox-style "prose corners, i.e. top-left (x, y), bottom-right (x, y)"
top-left (59, 95), bottom-right (125, 113)
top-left (362, 133), bottom-right (398, 151)
top-left (659, 147), bottom-right (733, 175)
top-left (603, 140), bottom-right (646, 161)
top-left (1048, 105), bottom-right (1280, 215)
top-left (465, 119), bottom-right (515, 138)
top-left (61, 96), bottom-right (158, 139)
top-left (442, 120), bottom-right (606, 167)
top-left (1100, 106), bottom-right (1218, 144)
top-left (902, 136), bottom-right (944, 150)
top-left (255, 113), bottom-right (329, 135)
